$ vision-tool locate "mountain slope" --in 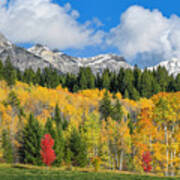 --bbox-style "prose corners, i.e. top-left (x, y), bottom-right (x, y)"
top-left (3, 32), bottom-right (180, 76)
top-left (149, 58), bottom-right (180, 76)
top-left (0, 34), bottom-right (54, 72)
top-left (28, 44), bottom-right (132, 74)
